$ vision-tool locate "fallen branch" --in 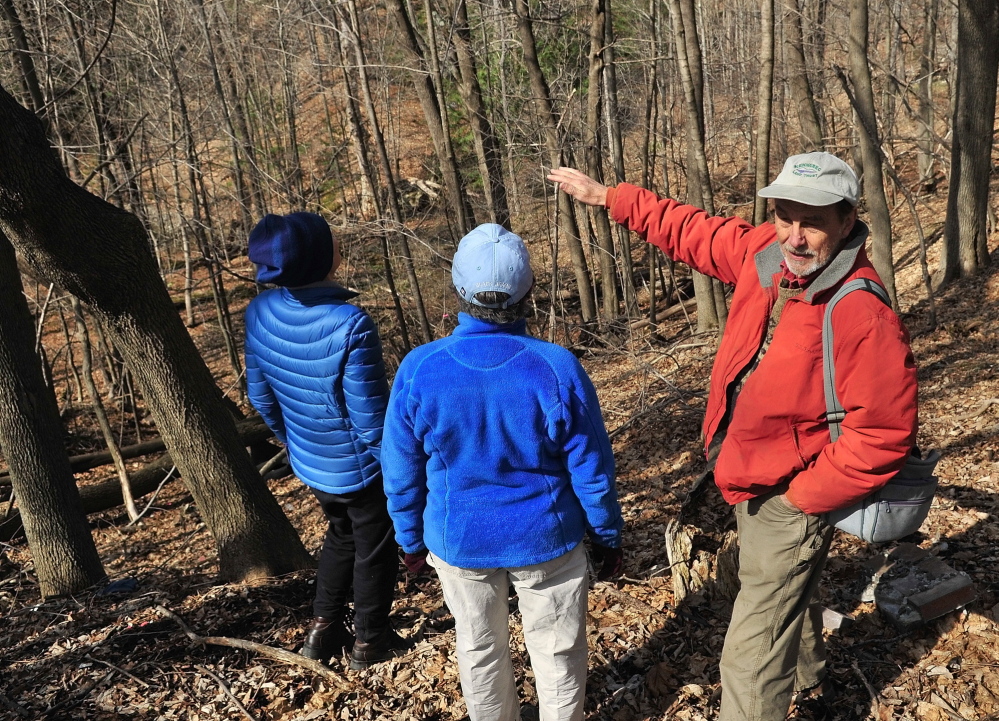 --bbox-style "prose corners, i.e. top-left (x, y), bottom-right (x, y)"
top-left (0, 417), bottom-right (273, 485)
top-left (955, 398), bottom-right (999, 422)
top-left (154, 605), bottom-right (347, 688)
